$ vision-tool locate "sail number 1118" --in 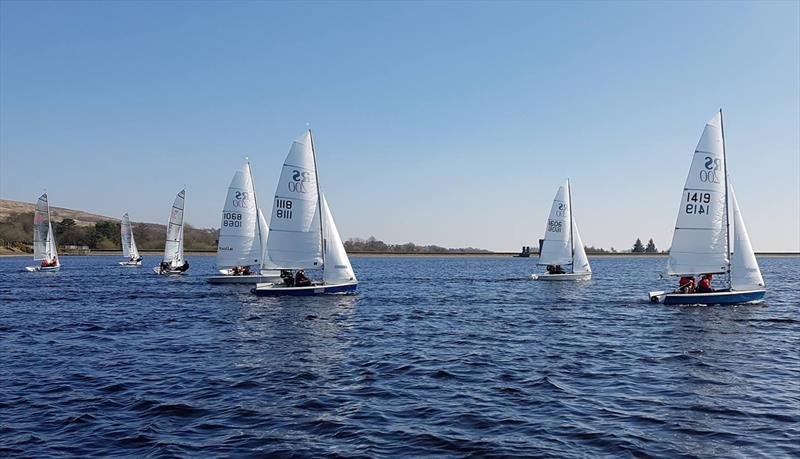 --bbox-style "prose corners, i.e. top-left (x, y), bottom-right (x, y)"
top-left (685, 192), bottom-right (711, 215)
